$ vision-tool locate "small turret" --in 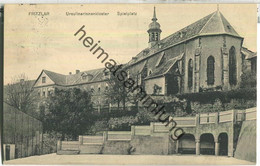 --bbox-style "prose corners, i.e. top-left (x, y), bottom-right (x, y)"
top-left (147, 7), bottom-right (162, 48)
